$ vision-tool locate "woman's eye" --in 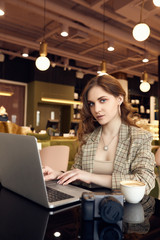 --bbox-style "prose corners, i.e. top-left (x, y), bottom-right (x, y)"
top-left (100, 99), bottom-right (106, 103)
top-left (88, 102), bottom-right (94, 107)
